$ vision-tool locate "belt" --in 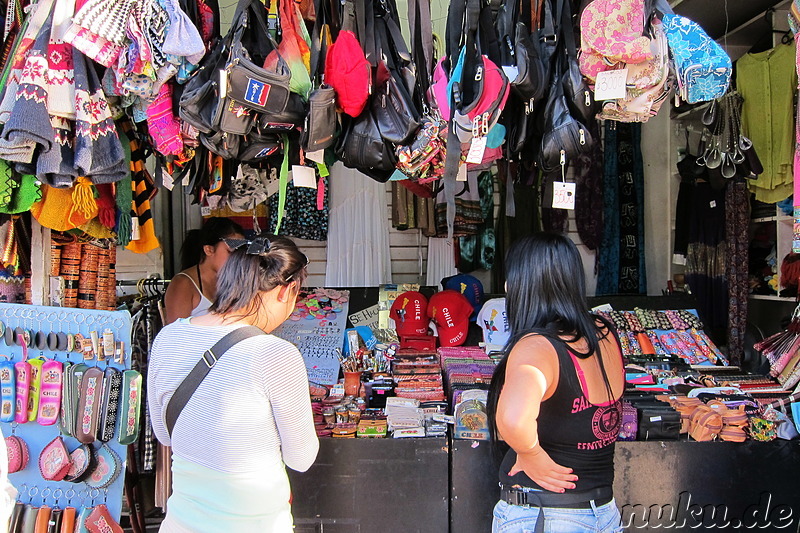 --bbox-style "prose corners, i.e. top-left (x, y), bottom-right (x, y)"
top-left (500, 484), bottom-right (613, 509)
top-left (499, 485), bottom-right (614, 533)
